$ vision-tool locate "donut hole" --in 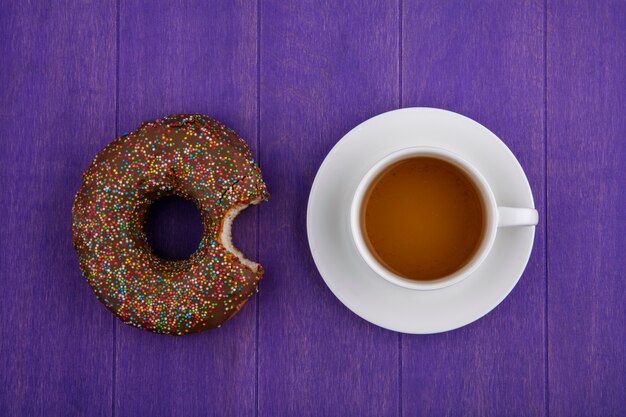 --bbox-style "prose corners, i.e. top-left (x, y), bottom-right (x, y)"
top-left (144, 195), bottom-right (203, 261)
